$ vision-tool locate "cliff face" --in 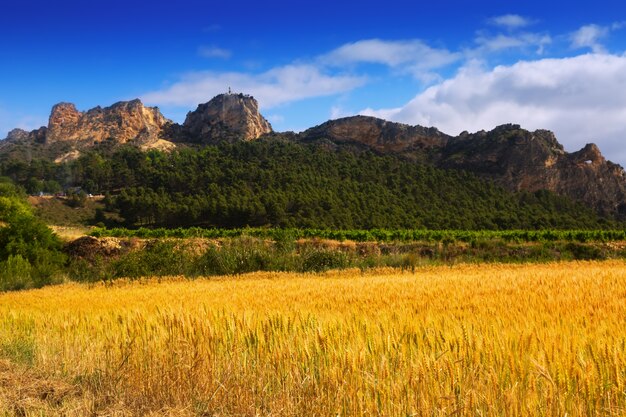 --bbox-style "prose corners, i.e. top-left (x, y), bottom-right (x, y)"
top-left (299, 116), bottom-right (448, 156)
top-left (300, 119), bottom-right (626, 216)
top-left (1, 94), bottom-right (272, 159)
top-left (437, 125), bottom-right (626, 214)
top-left (181, 93), bottom-right (272, 143)
top-left (46, 100), bottom-right (171, 145)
